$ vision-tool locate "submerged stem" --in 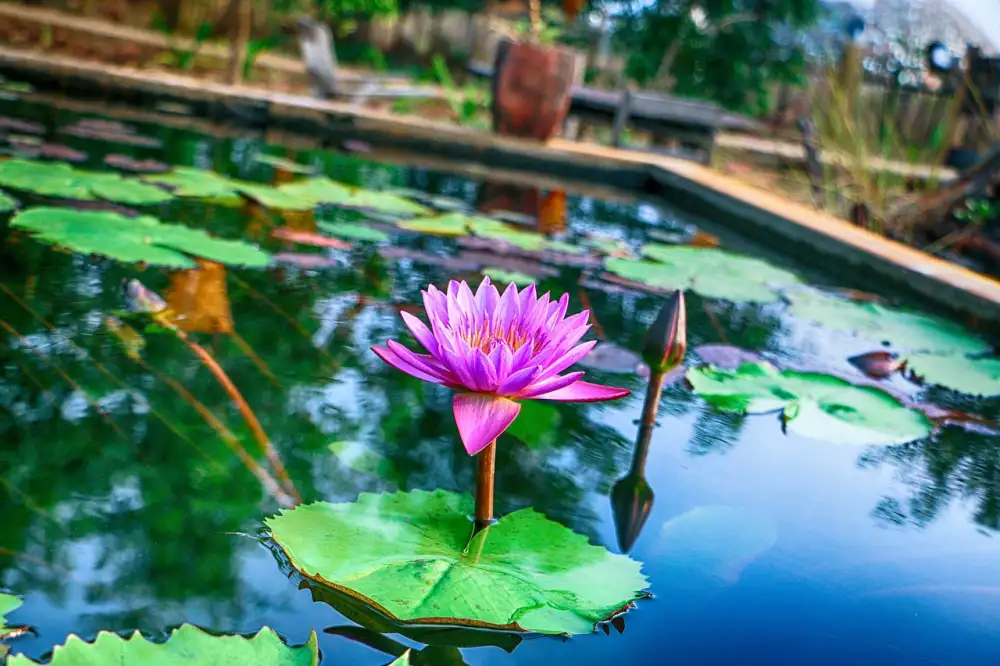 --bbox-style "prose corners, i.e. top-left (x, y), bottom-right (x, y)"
top-left (474, 440), bottom-right (497, 532)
